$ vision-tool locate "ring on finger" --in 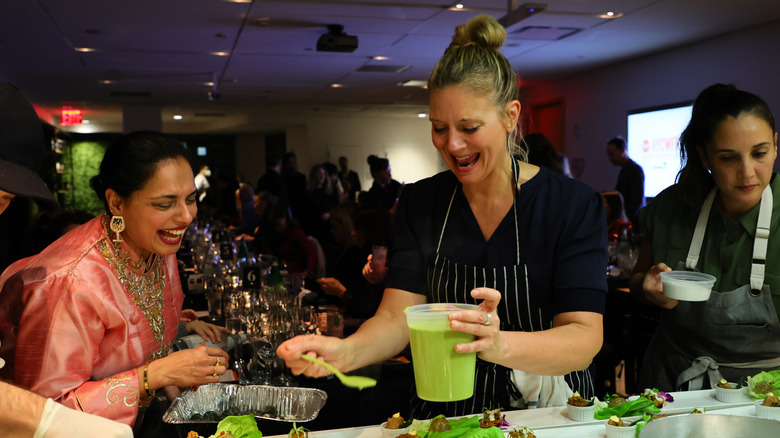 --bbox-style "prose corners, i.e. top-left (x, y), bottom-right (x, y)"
top-left (483, 312), bottom-right (493, 326)
top-left (215, 357), bottom-right (221, 367)
top-left (213, 366), bottom-right (218, 377)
